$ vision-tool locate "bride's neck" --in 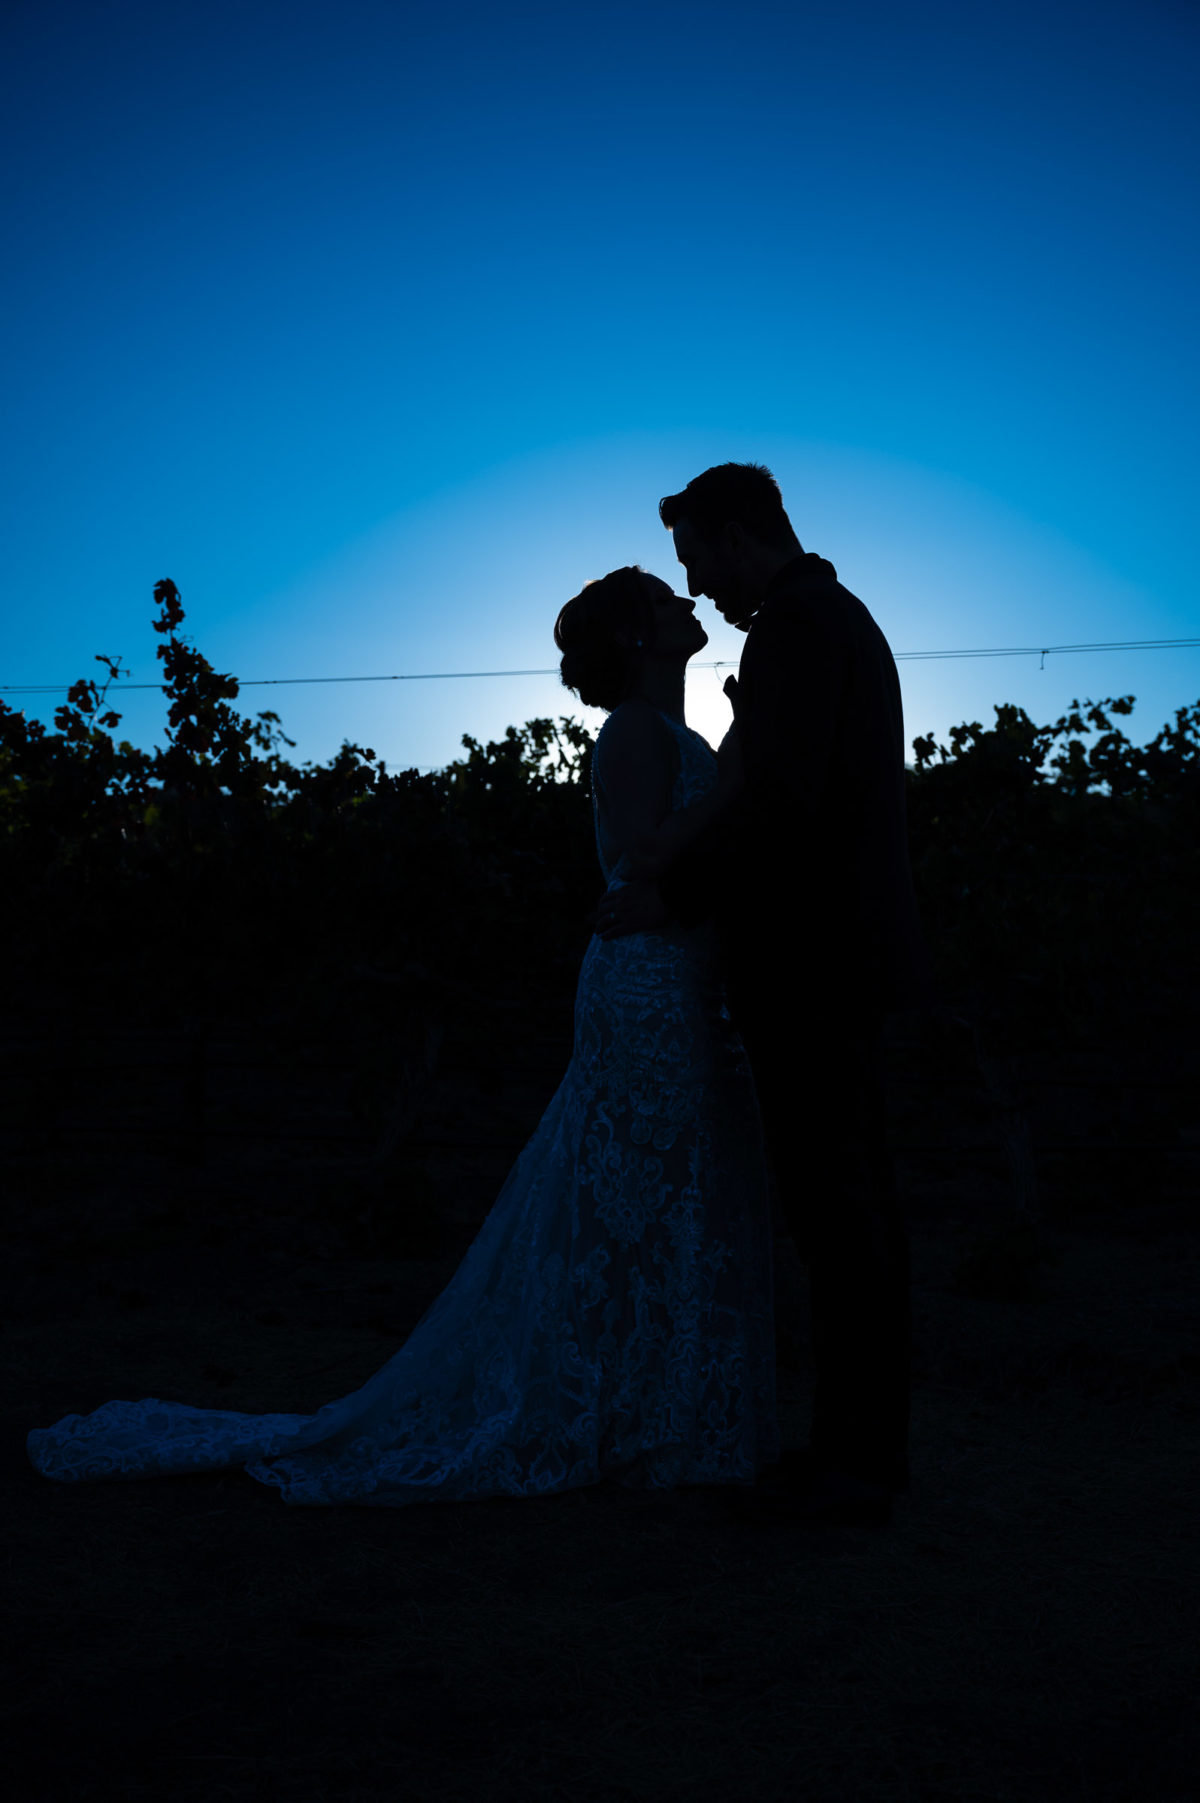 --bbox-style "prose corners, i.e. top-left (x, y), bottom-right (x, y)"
top-left (627, 657), bottom-right (687, 723)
